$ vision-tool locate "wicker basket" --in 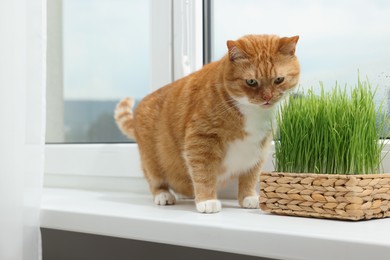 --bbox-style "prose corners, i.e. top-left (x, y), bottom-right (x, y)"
top-left (260, 172), bottom-right (390, 220)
